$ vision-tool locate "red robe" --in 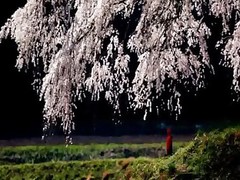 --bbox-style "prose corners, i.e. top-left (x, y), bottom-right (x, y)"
top-left (166, 128), bottom-right (173, 155)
